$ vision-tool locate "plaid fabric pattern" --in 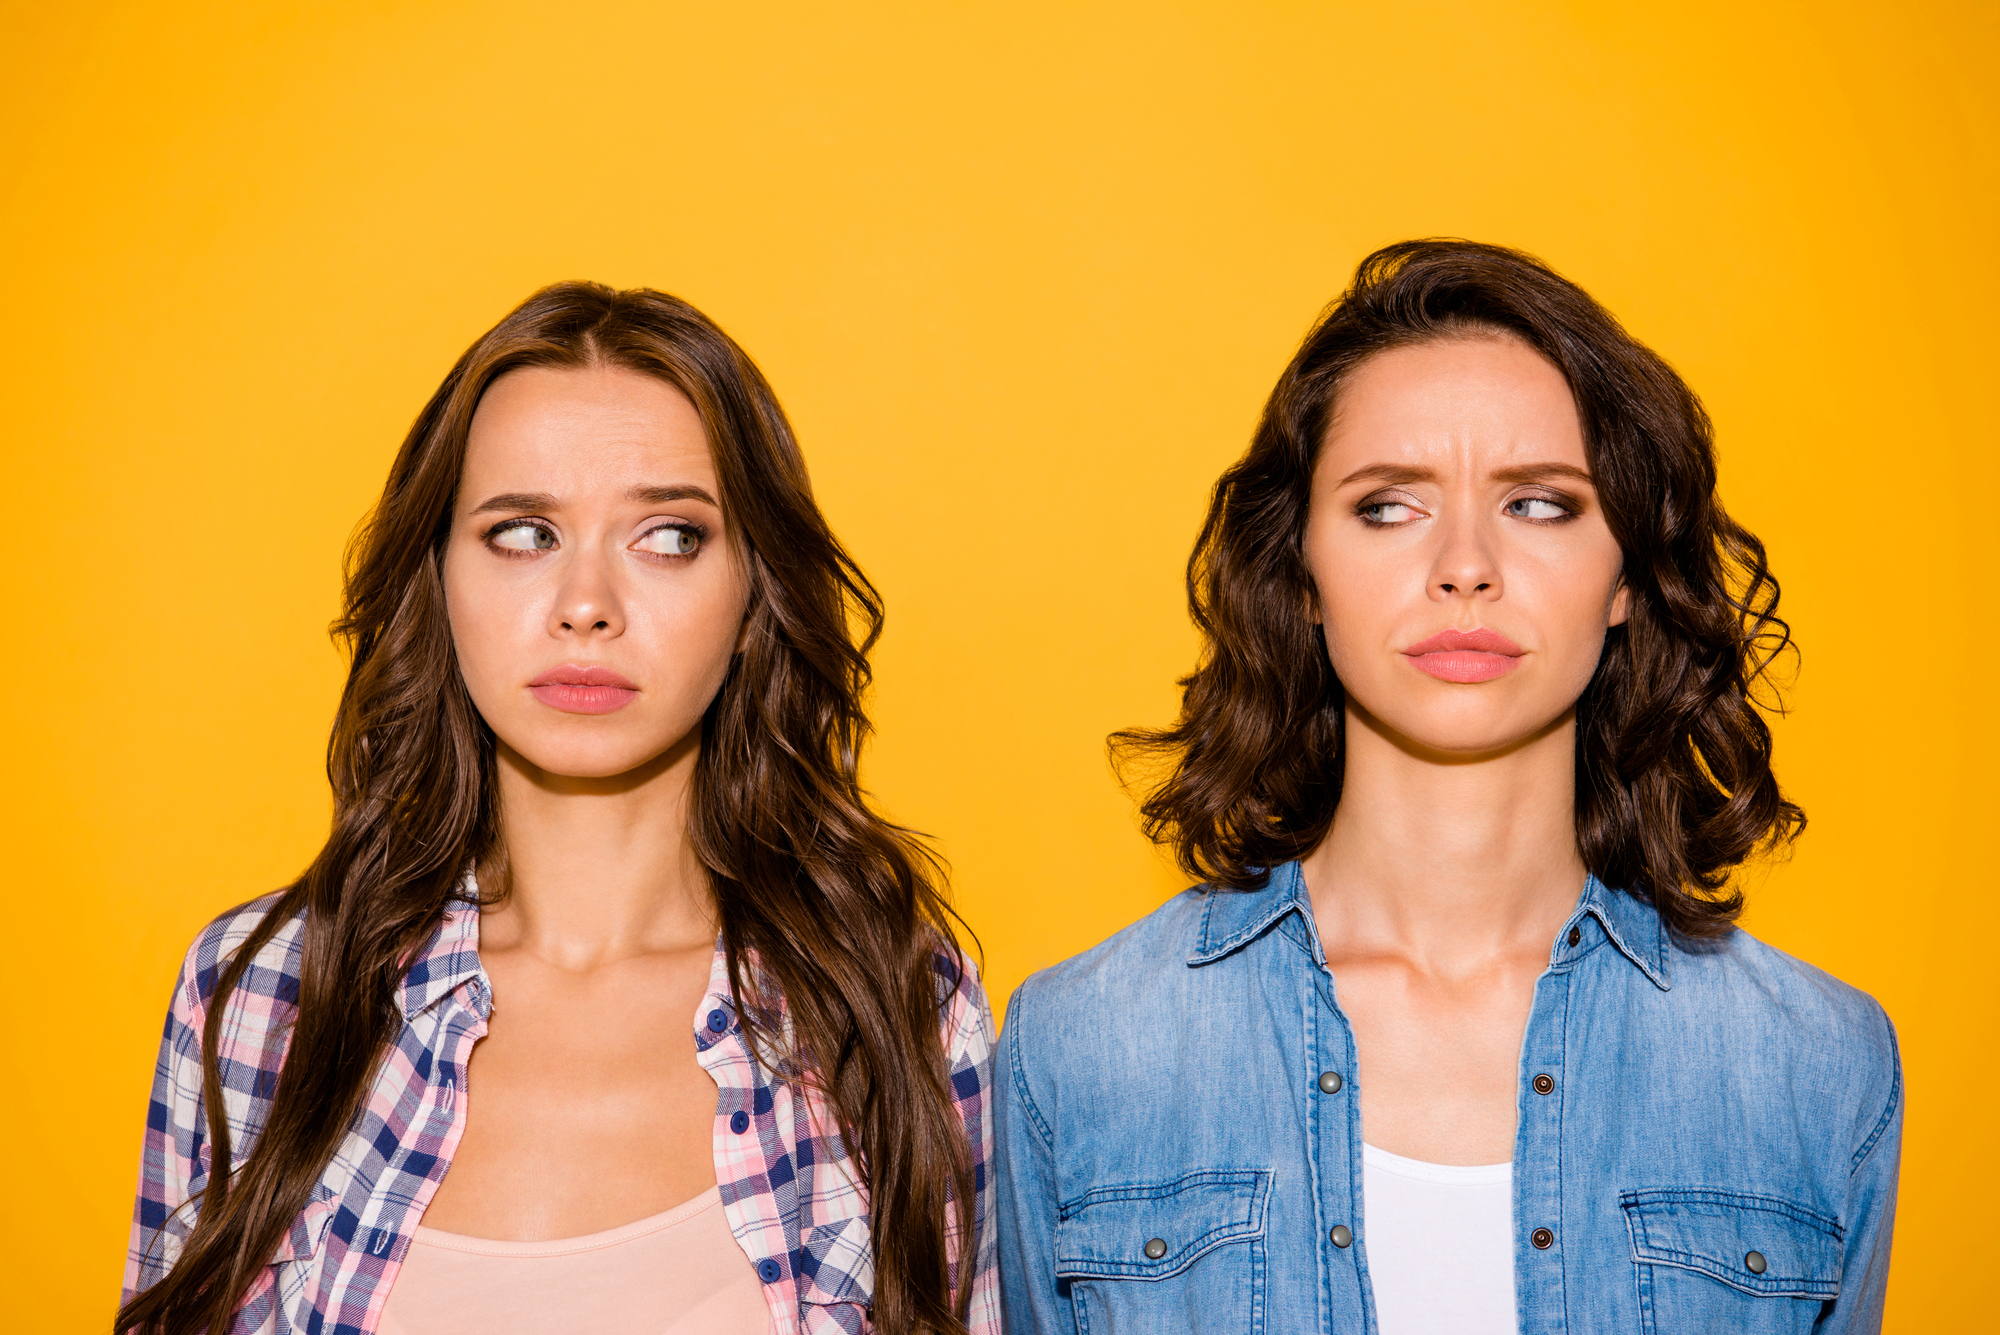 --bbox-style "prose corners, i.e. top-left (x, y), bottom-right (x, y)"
top-left (125, 884), bottom-right (999, 1334)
